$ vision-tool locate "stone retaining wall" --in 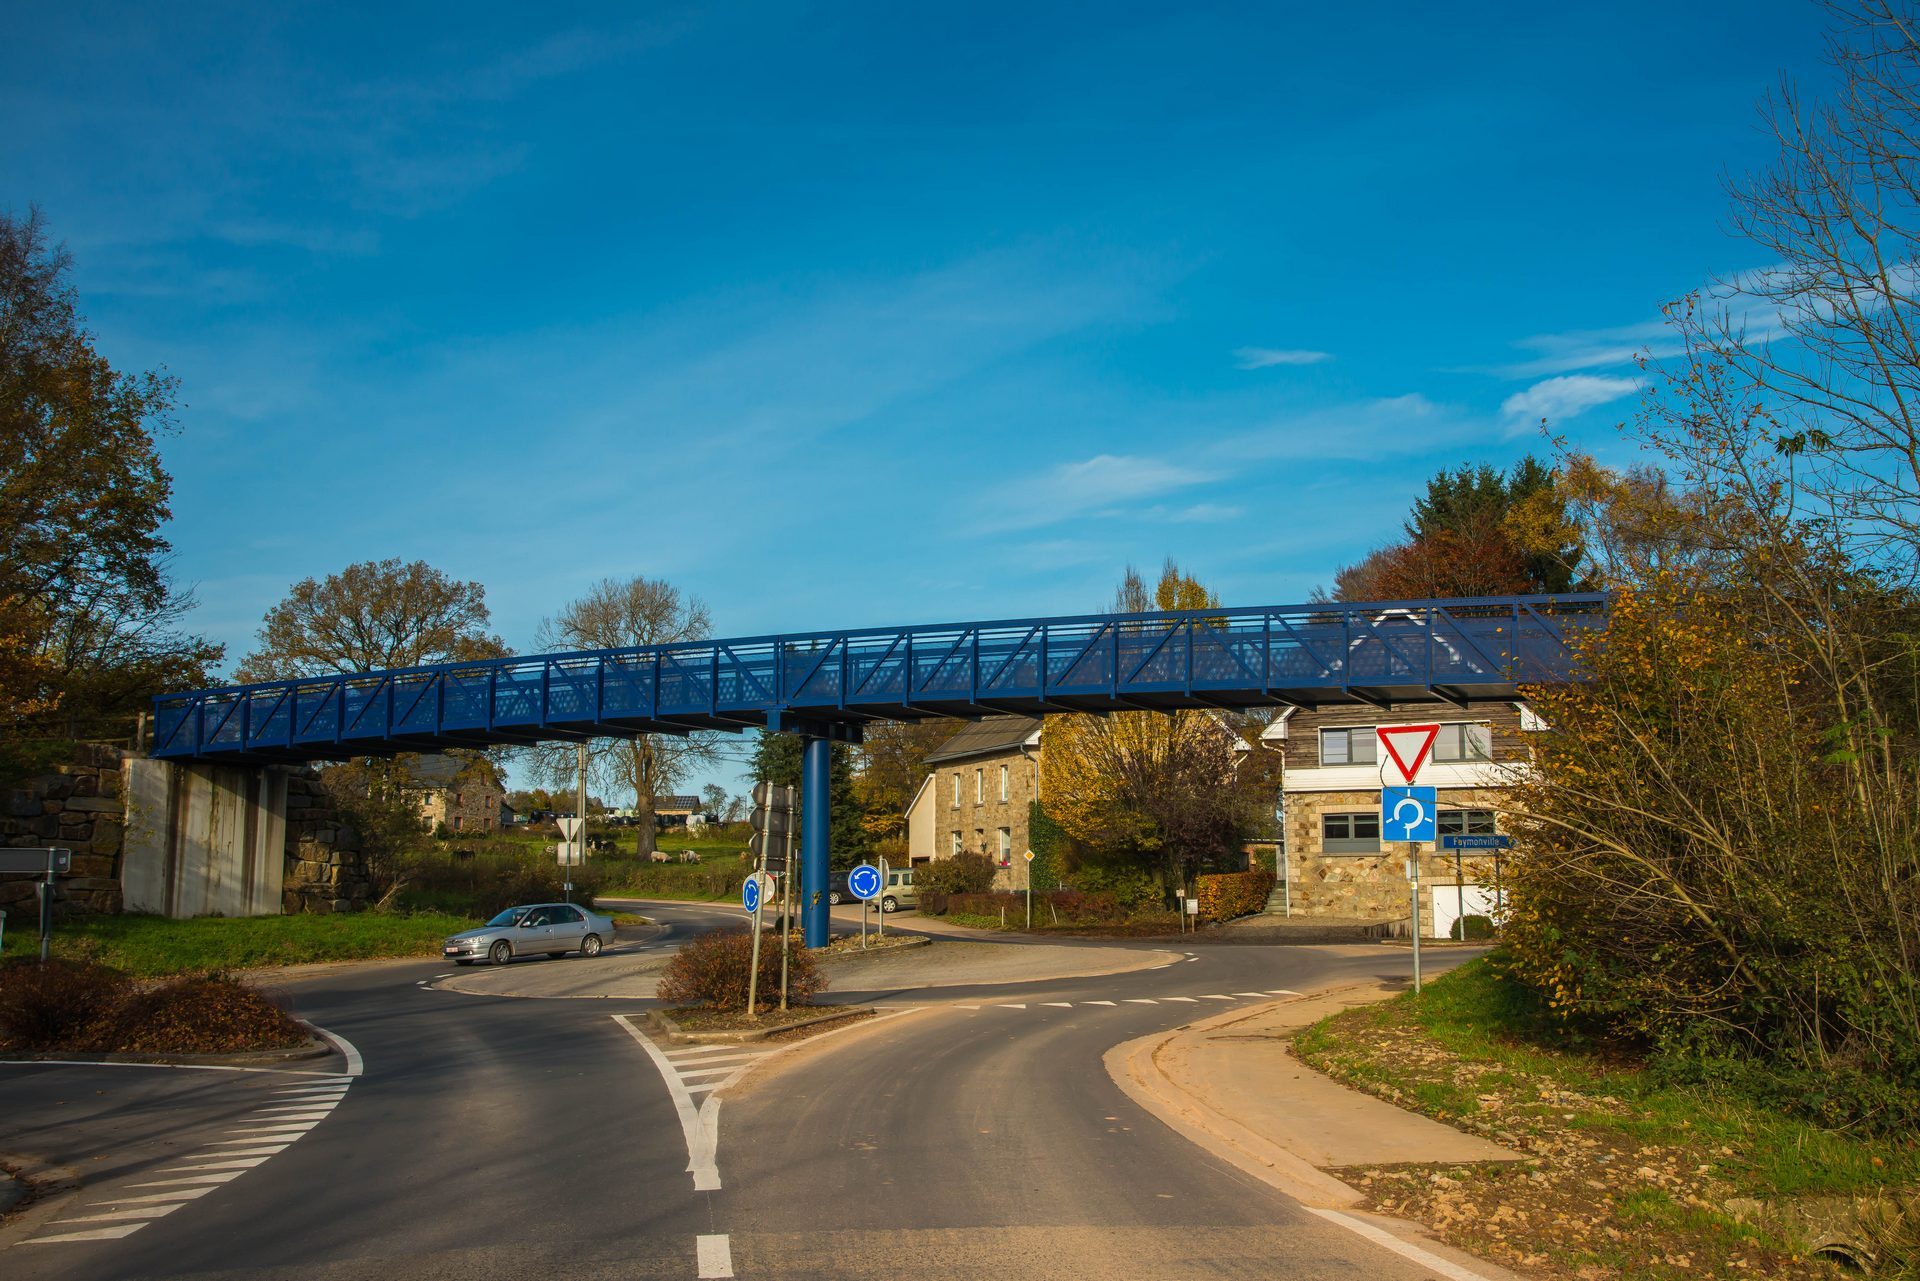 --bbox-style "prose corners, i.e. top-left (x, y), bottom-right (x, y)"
top-left (1, 743), bottom-right (128, 918)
